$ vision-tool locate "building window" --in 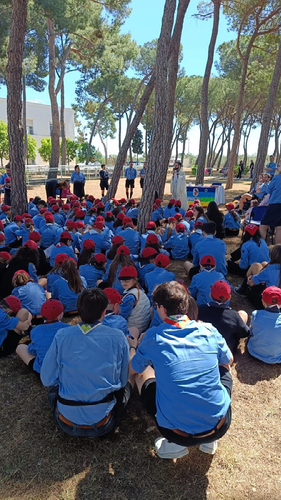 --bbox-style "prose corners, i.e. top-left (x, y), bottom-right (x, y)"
top-left (27, 126), bottom-right (34, 135)
top-left (50, 123), bottom-right (62, 137)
